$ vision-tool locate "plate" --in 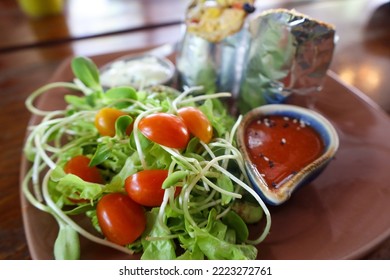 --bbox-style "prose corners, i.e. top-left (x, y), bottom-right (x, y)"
top-left (20, 48), bottom-right (390, 260)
